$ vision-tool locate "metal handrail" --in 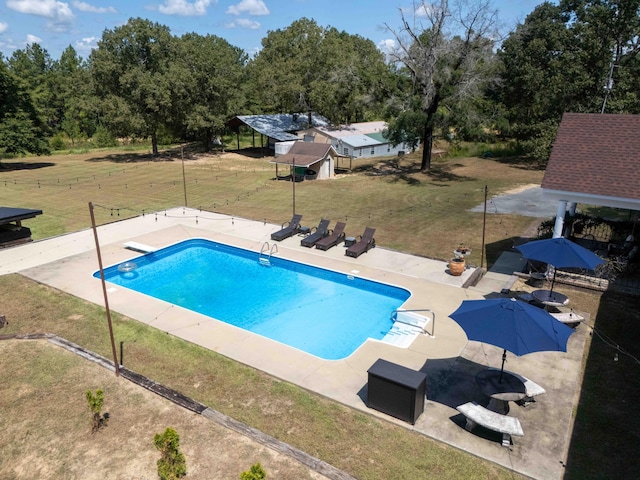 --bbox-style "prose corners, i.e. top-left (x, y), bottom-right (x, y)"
top-left (391, 308), bottom-right (435, 337)
top-left (259, 242), bottom-right (271, 265)
top-left (259, 242), bottom-right (278, 266)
